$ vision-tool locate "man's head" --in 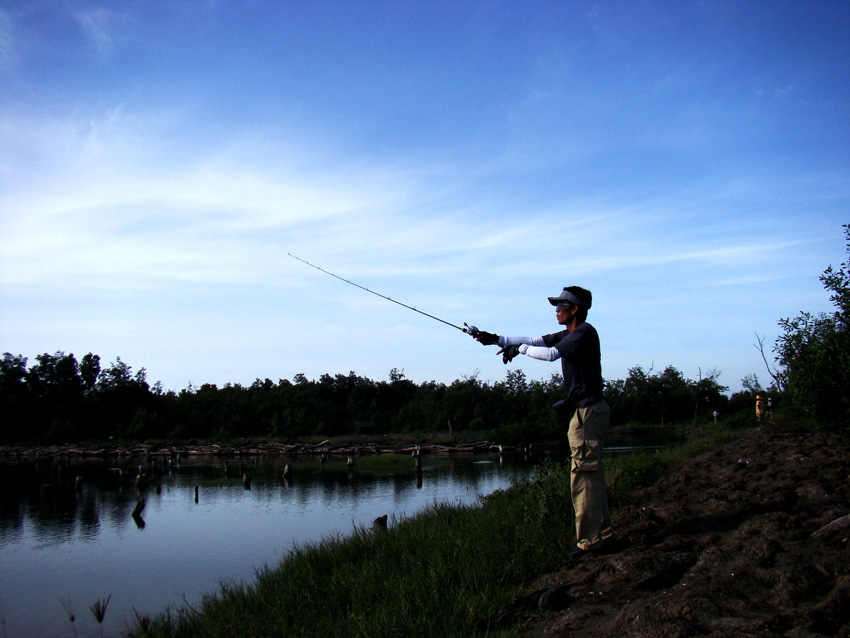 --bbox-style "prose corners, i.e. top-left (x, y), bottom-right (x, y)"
top-left (549, 286), bottom-right (592, 323)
